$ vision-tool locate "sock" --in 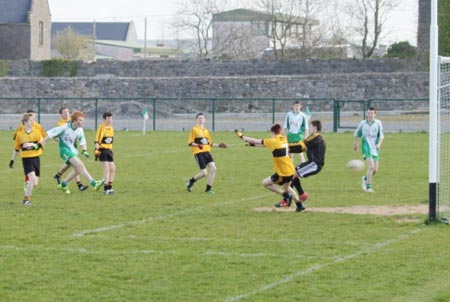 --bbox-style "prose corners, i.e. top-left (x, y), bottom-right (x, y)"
top-left (61, 181), bottom-right (67, 187)
top-left (206, 184), bottom-right (212, 191)
top-left (90, 180), bottom-right (96, 187)
top-left (291, 178), bottom-right (304, 195)
top-left (77, 181), bottom-right (83, 188)
top-left (190, 177), bottom-right (196, 185)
